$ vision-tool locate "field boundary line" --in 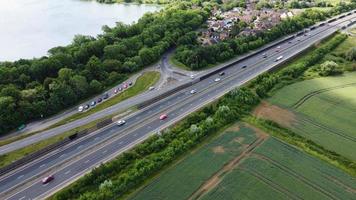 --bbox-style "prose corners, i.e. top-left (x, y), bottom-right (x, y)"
top-left (292, 82), bottom-right (356, 109)
top-left (240, 167), bottom-right (303, 200)
top-left (296, 115), bottom-right (356, 142)
top-left (252, 153), bottom-right (339, 200)
top-left (189, 135), bottom-right (267, 200)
